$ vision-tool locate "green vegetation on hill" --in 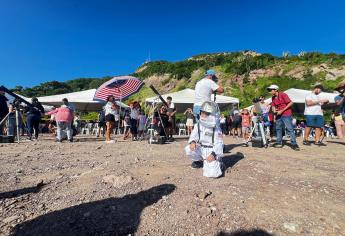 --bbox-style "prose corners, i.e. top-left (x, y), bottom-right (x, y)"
top-left (10, 51), bottom-right (345, 108)
top-left (11, 77), bottom-right (113, 97)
